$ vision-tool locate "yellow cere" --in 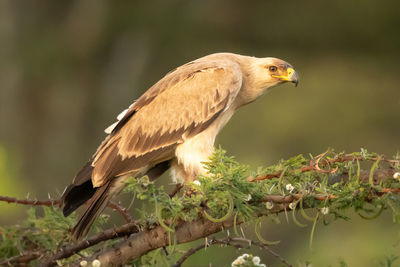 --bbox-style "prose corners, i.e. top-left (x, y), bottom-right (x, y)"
top-left (272, 67), bottom-right (295, 81)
